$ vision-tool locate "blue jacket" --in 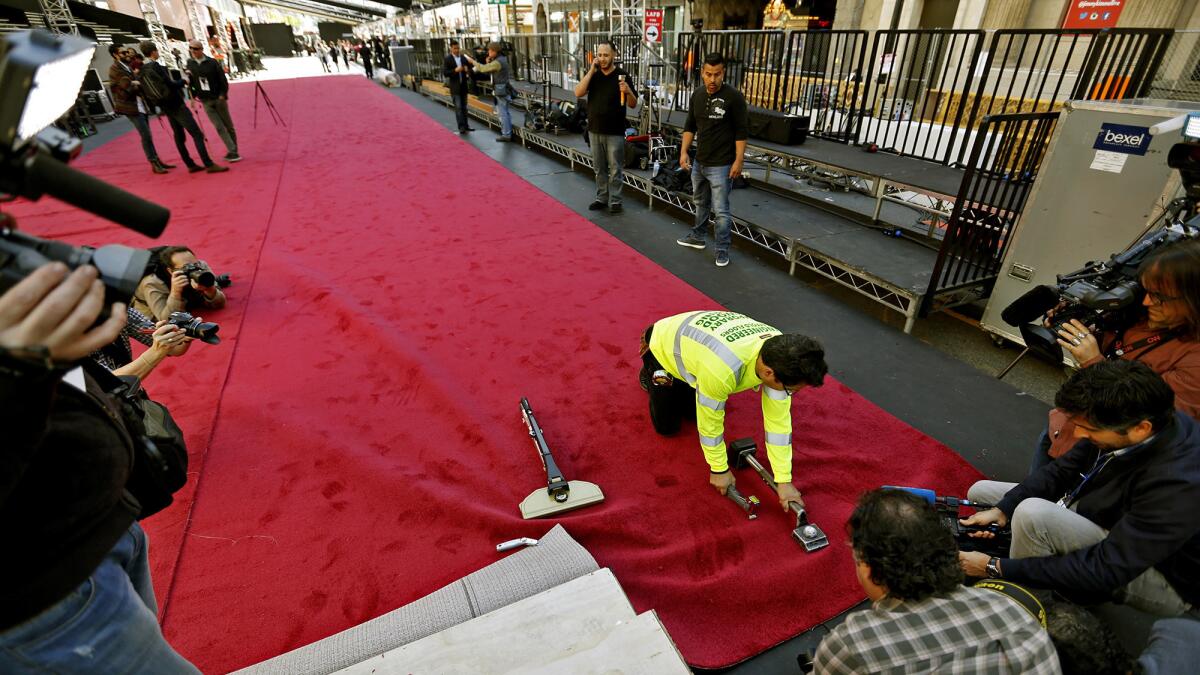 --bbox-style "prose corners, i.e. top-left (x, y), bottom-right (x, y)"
top-left (1000, 412), bottom-right (1200, 605)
